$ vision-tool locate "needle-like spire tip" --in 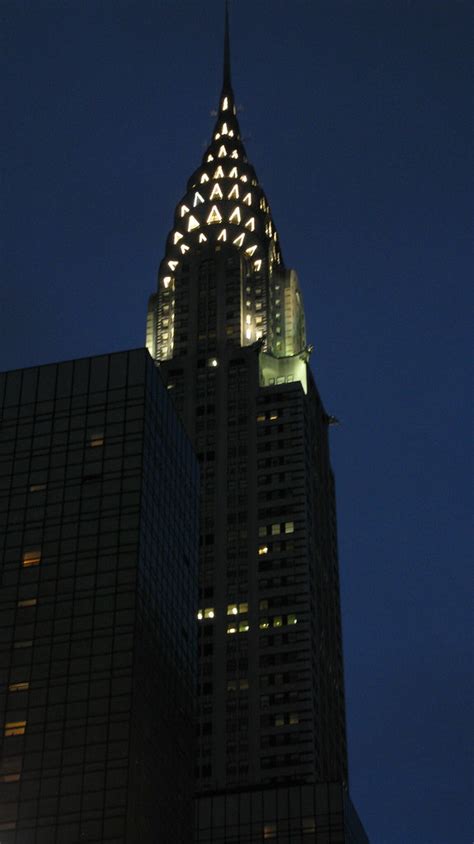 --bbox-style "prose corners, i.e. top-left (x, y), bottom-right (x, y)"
top-left (223, 0), bottom-right (232, 91)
